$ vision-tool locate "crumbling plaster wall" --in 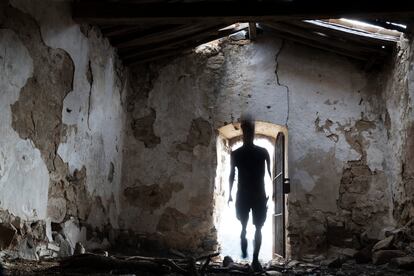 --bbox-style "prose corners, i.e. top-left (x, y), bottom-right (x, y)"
top-left (382, 35), bottom-right (414, 227)
top-left (0, 0), bottom-right (126, 257)
top-left (123, 35), bottom-right (393, 256)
